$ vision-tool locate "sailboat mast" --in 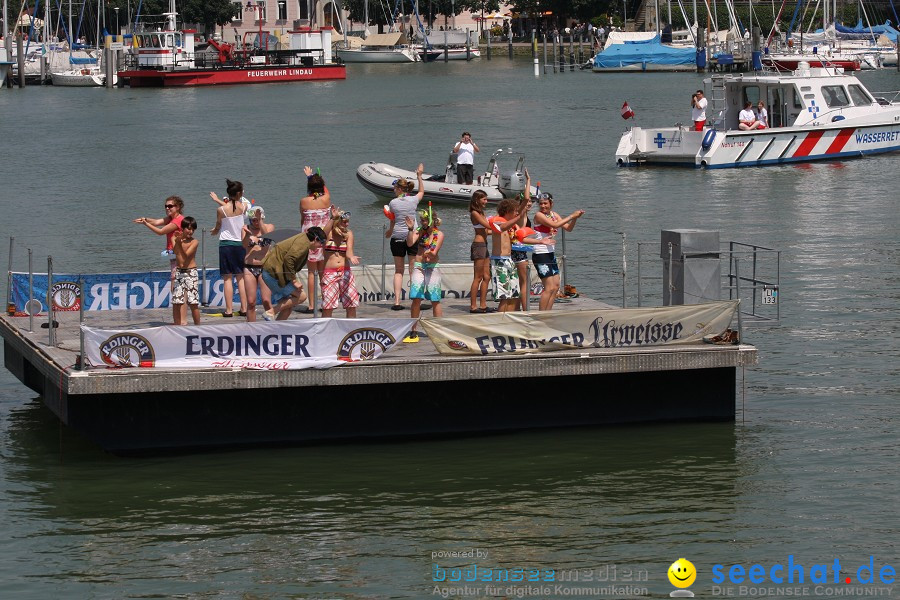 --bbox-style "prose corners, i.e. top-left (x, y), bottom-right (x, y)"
top-left (655, 0), bottom-right (660, 34)
top-left (364, 0), bottom-right (369, 37)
